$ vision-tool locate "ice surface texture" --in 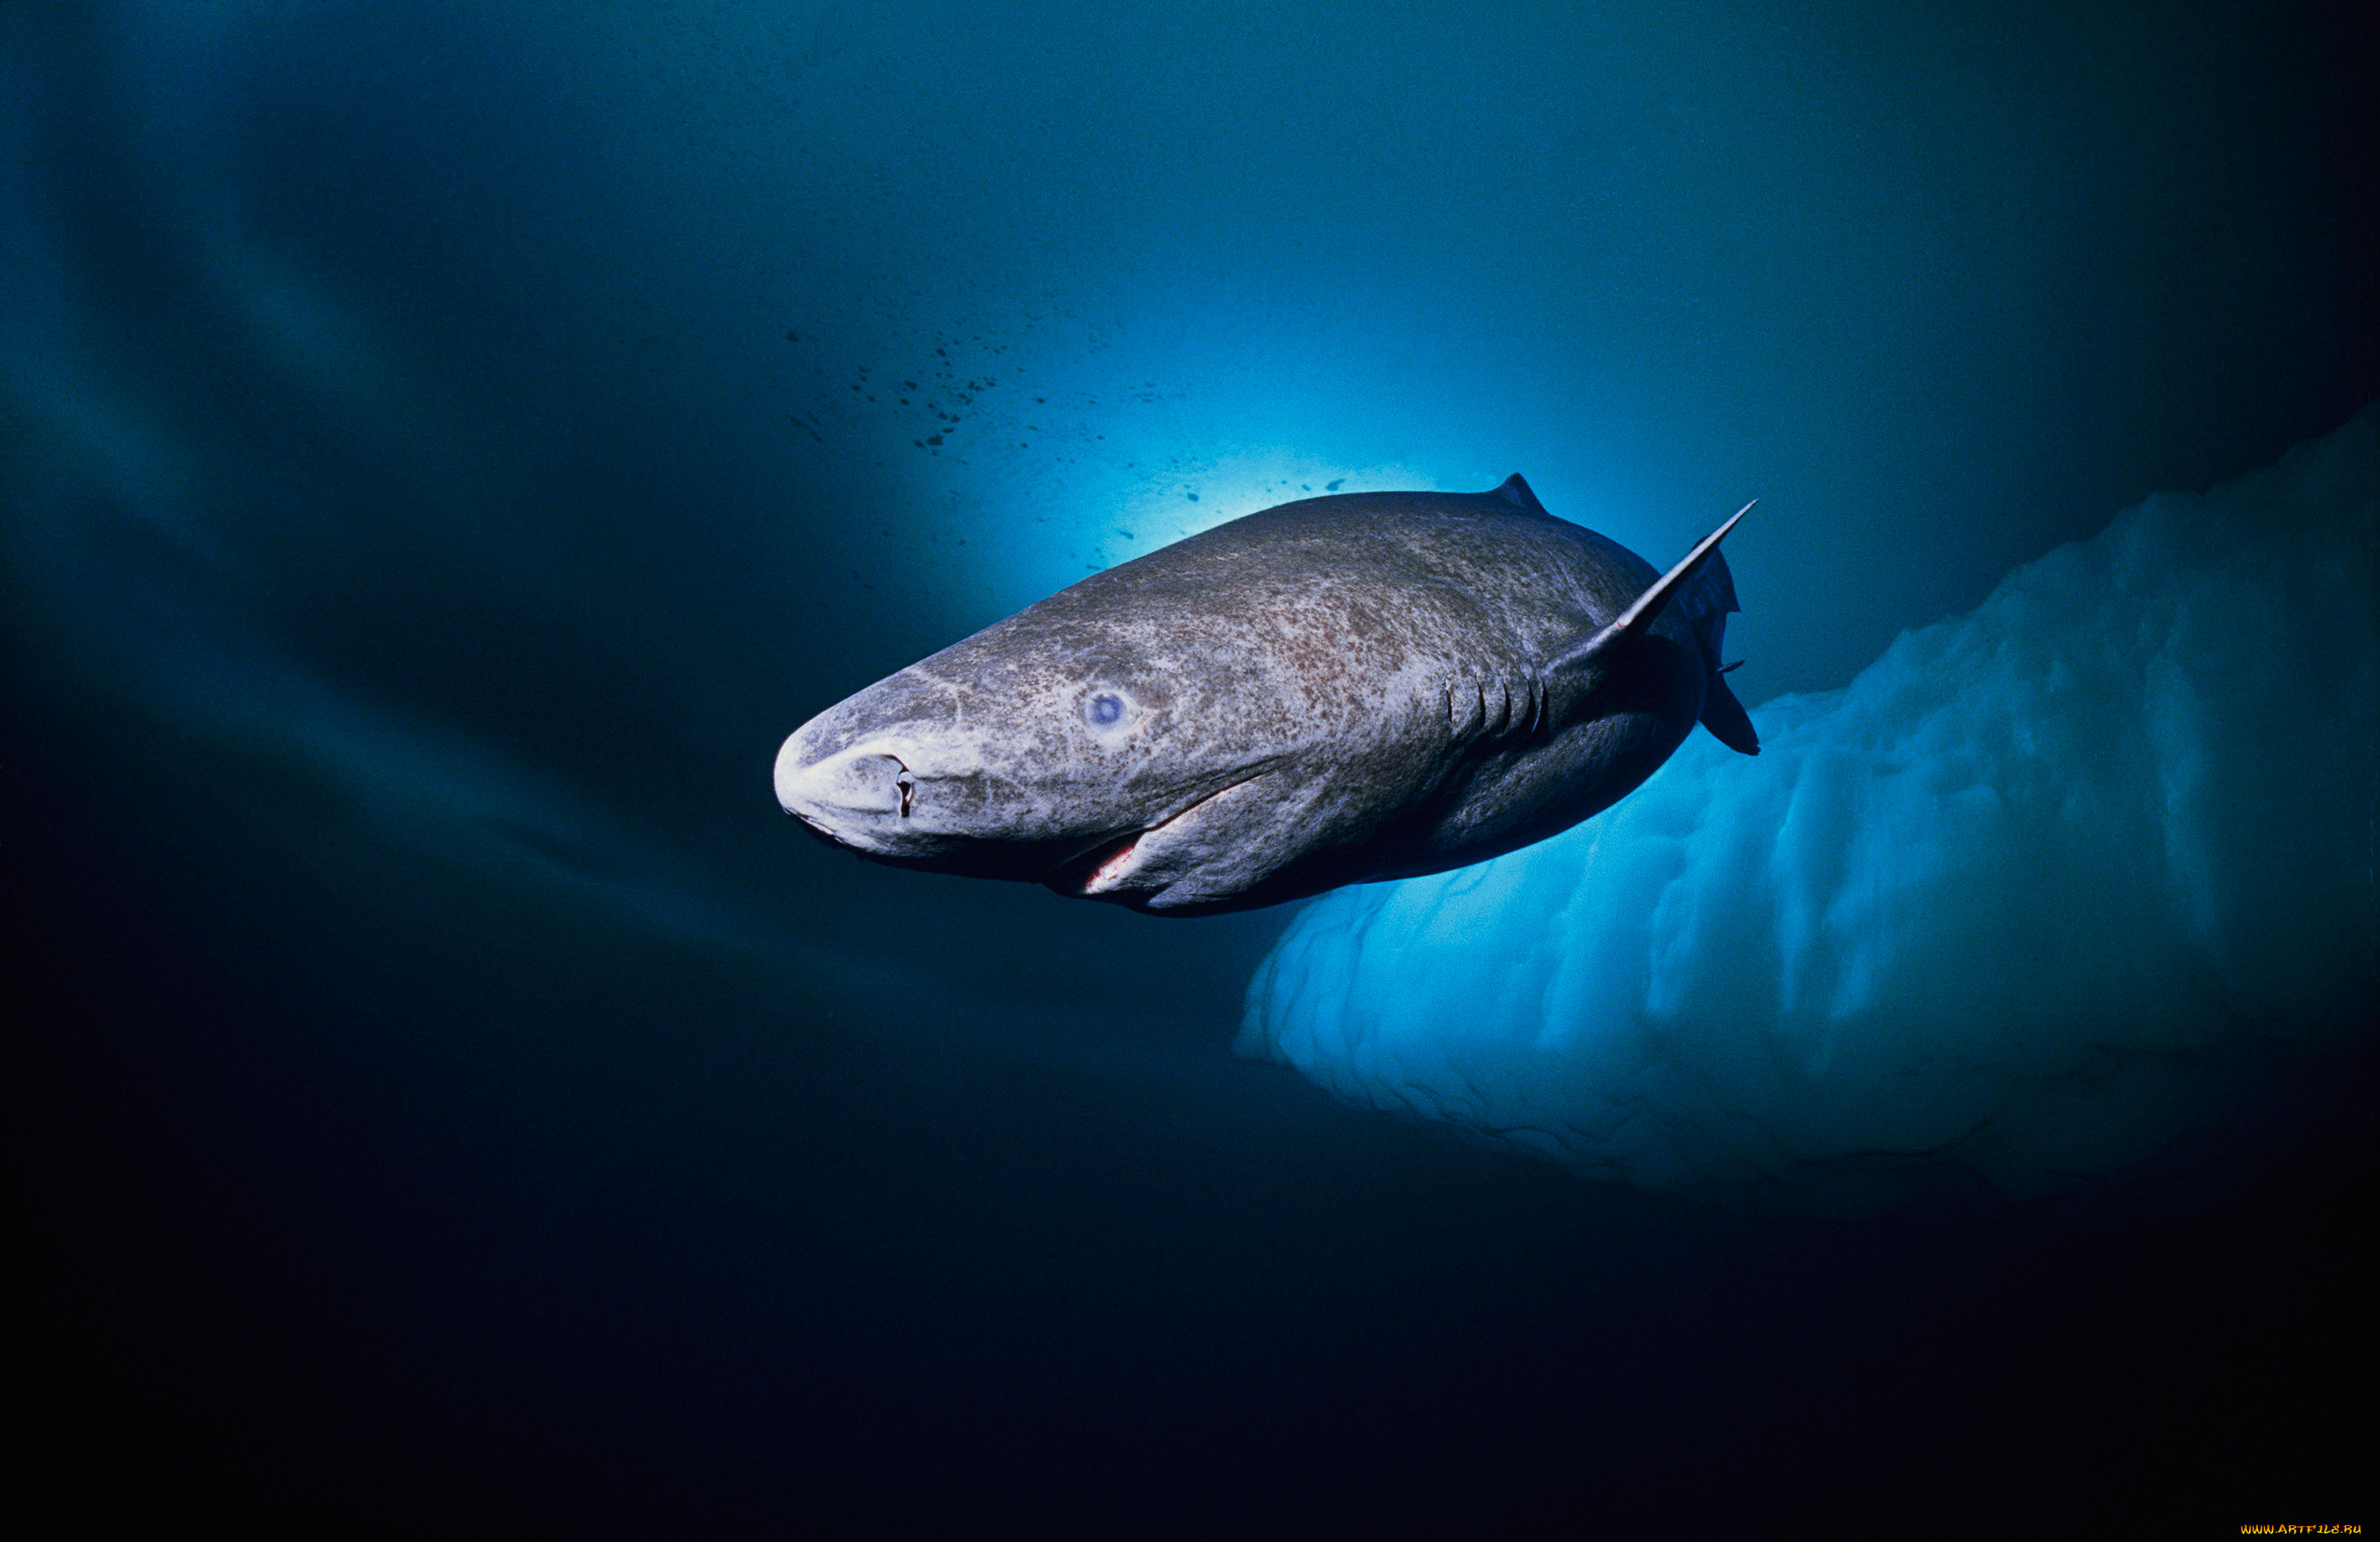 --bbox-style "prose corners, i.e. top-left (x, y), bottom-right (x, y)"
top-left (1241, 407), bottom-right (2379, 1214)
